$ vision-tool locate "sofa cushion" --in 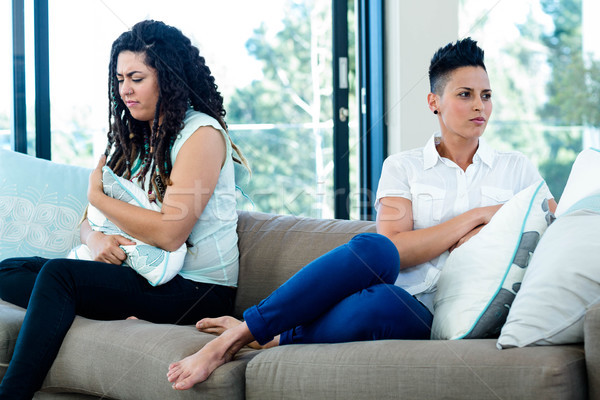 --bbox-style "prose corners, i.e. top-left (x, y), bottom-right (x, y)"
top-left (0, 150), bottom-right (90, 261)
top-left (497, 195), bottom-right (600, 348)
top-left (0, 300), bottom-right (25, 381)
top-left (40, 317), bottom-right (259, 400)
top-left (33, 392), bottom-right (104, 400)
top-left (0, 298), bottom-right (258, 400)
top-left (33, 393), bottom-right (103, 400)
top-left (245, 339), bottom-right (586, 400)
top-left (234, 211), bottom-right (376, 318)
